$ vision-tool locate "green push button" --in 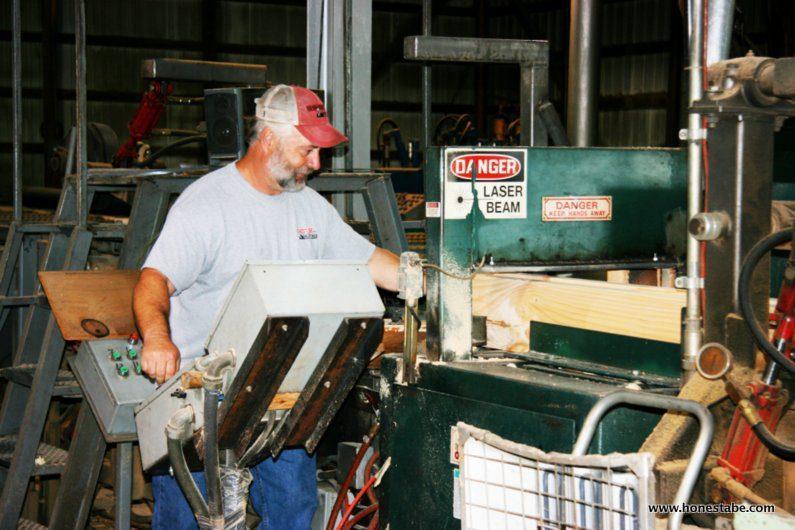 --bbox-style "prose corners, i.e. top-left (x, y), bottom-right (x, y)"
top-left (134, 361), bottom-right (142, 375)
top-left (127, 348), bottom-right (137, 360)
top-left (110, 350), bottom-right (122, 361)
top-left (116, 363), bottom-right (129, 377)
